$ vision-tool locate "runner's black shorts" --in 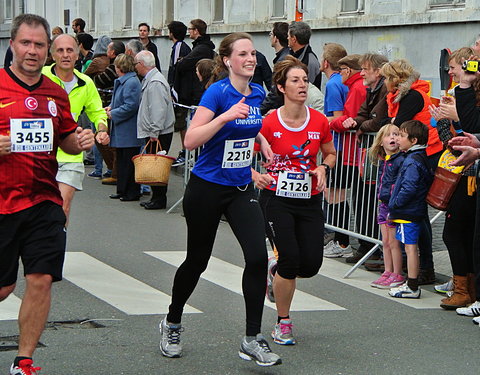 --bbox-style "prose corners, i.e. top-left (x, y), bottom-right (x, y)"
top-left (0, 201), bottom-right (67, 287)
